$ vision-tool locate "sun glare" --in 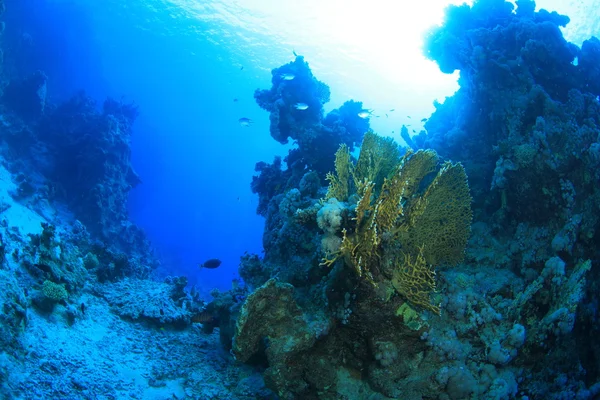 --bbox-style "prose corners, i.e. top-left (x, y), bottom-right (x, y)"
top-left (166, 0), bottom-right (595, 135)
